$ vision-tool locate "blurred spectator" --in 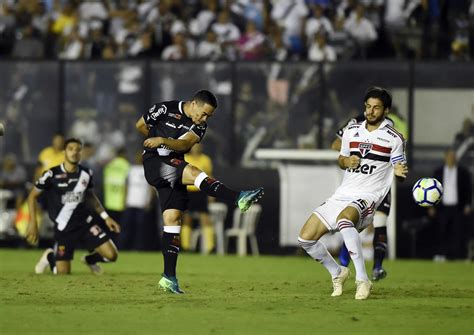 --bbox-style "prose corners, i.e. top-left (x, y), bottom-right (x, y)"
top-left (36, 133), bottom-right (64, 176)
top-left (236, 20), bottom-right (266, 60)
top-left (196, 30), bottom-right (222, 60)
top-left (182, 143), bottom-right (215, 254)
top-left (161, 31), bottom-right (192, 60)
top-left (86, 26), bottom-right (107, 59)
top-left (69, 110), bottom-right (100, 145)
top-left (146, 1), bottom-right (176, 54)
top-left (211, 10), bottom-right (241, 60)
top-left (344, 4), bottom-right (377, 58)
top-left (266, 23), bottom-right (288, 61)
top-left (189, 0), bottom-right (218, 38)
top-left (51, 2), bottom-right (77, 36)
top-left (454, 118), bottom-right (474, 147)
top-left (384, 0), bottom-right (421, 58)
top-left (58, 27), bottom-right (85, 59)
top-left (429, 148), bottom-right (472, 260)
top-left (449, 38), bottom-right (470, 62)
top-left (271, 0), bottom-right (309, 56)
top-left (0, 3), bottom-right (16, 55)
top-left (307, 31), bottom-right (336, 62)
top-left (12, 24), bottom-right (44, 59)
top-left (0, 153), bottom-right (27, 210)
top-left (329, 15), bottom-right (354, 59)
top-left (230, 0), bottom-right (267, 32)
top-left (77, 0), bottom-right (108, 38)
top-left (119, 151), bottom-right (154, 250)
top-left (304, 4), bottom-right (334, 45)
